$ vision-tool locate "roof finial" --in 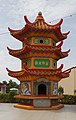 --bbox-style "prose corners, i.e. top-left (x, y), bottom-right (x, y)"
top-left (35, 11), bottom-right (44, 21)
top-left (38, 11), bottom-right (42, 15)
